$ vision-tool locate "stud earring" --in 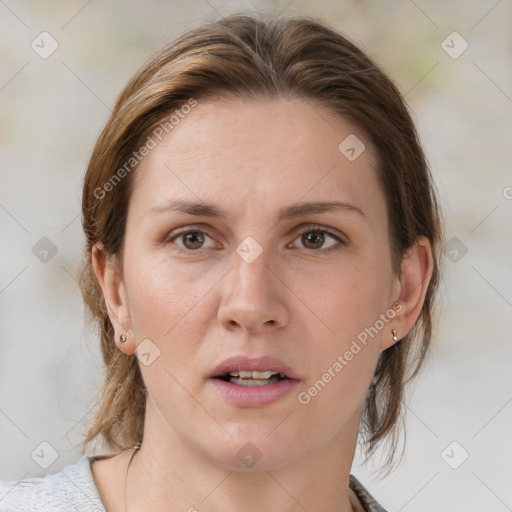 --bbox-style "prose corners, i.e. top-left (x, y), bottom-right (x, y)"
top-left (392, 329), bottom-right (398, 343)
top-left (120, 333), bottom-right (127, 343)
